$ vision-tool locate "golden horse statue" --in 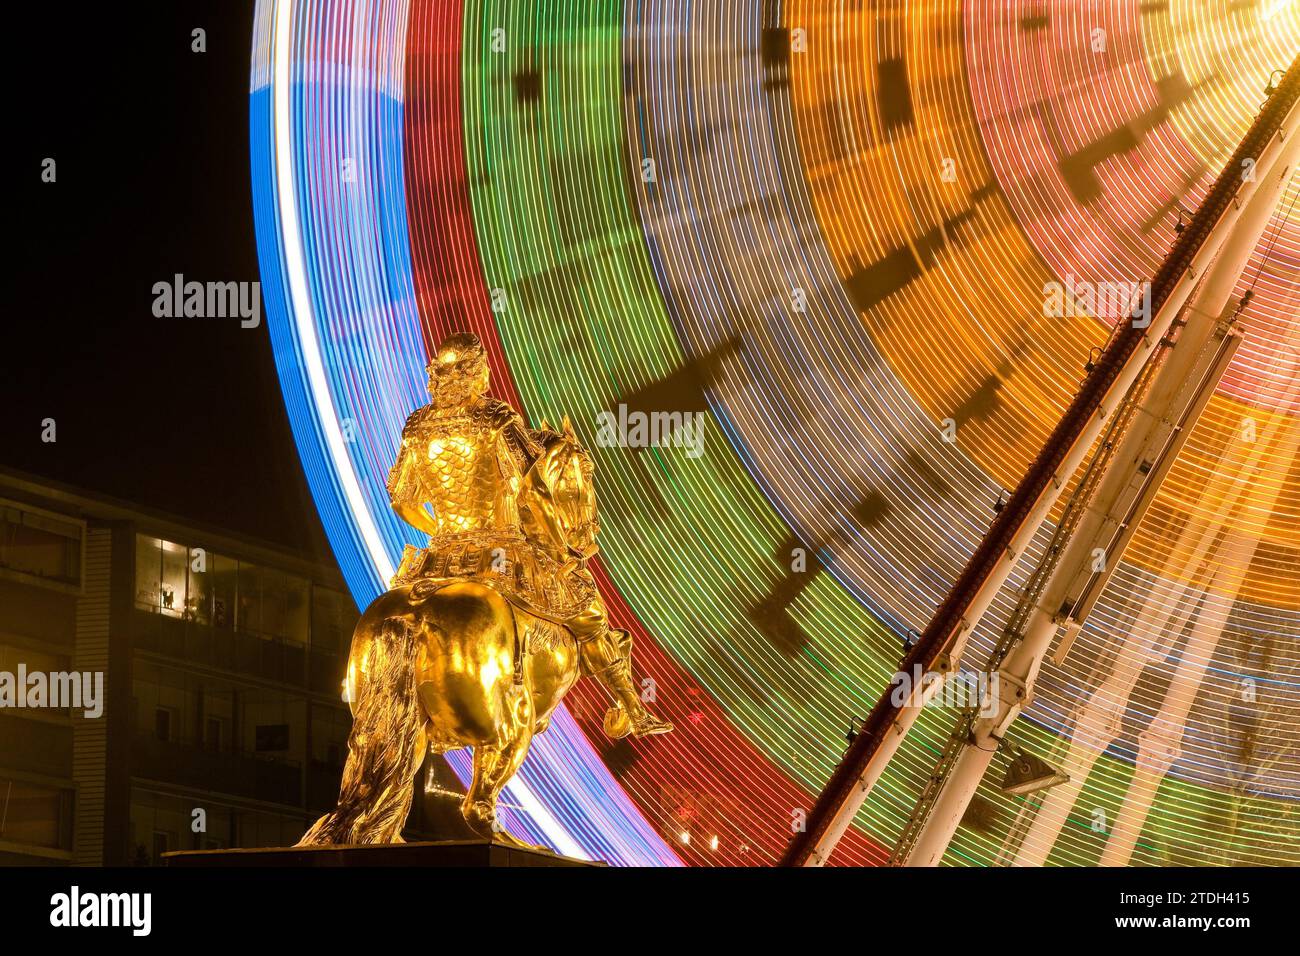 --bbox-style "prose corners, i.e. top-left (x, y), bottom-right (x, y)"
top-left (300, 333), bottom-right (670, 849)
